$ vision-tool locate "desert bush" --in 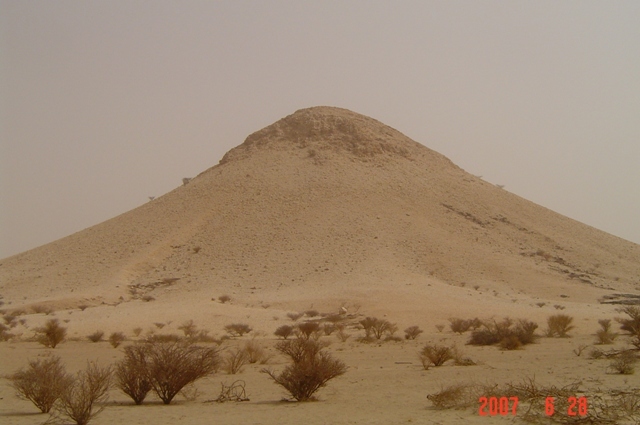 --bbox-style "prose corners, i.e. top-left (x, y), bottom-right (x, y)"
top-left (132, 327), bottom-right (143, 337)
top-left (322, 323), bottom-right (337, 335)
top-left (426, 384), bottom-right (474, 409)
top-left (55, 361), bottom-right (112, 425)
top-left (275, 325), bottom-right (294, 340)
top-left (10, 356), bottom-right (73, 413)
top-left (87, 331), bottom-right (104, 343)
top-left (145, 341), bottom-right (220, 404)
top-left (468, 318), bottom-right (537, 349)
top-left (573, 344), bottom-right (589, 356)
top-left (287, 312), bottom-right (303, 321)
top-left (546, 314), bottom-right (575, 337)
top-left (35, 319), bottom-right (66, 348)
top-left (609, 351), bottom-right (637, 375)
top-left (419, 344), bottom-right (454, 369)
top-left (404, 325), bottom-right (423, 340)
top-left (297, 322), bottom-right (321, 340)
top-left (435, 324), bottom-right (444, 333)
top-left (359, 317), bottom-right (396, 339)
top-left (218, 295), bottom-right (231, 303)
top-left (224, 348), bottom-right (248, 374)
top-left (304, 309), bottom-right (319, 318)
top-left (108, 332), bottom-right (126, 348)
top-left (243, 340), bottom-right (268, 364)
top-left (225, 323), bottom-right (252, 337)
top-left (449, 318), bottom-right (472, 334)
top-left (262, 338), bottom-right (346, 401)
top-left (115, 345), bottom-right (152, 405)
top-left (596, 319), bottom-right (618, 345)
top-left (616, 306), bottom-right (640, 333)
top-left (145, 333), bottom-right (183, 343)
